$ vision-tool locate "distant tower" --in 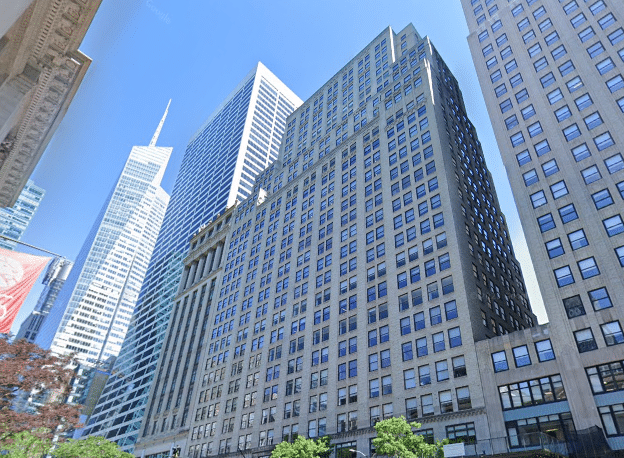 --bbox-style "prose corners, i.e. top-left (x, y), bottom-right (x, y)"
top-left (35, 102), bottom-right (173, 365)
top-left (0, 179), bottom-right (45, 250)
top-left (15, 258), bottom-right (73, 343)
top-left (83, 63), bottom-right (301, 451)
